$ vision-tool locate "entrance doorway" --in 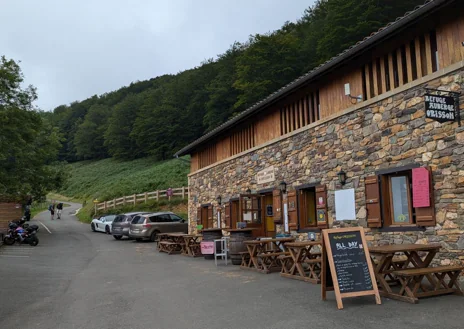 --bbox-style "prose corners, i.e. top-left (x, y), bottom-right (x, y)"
top-left (263, 193), bottom-right (275, 237)
top-left (239, 193), bottom-right (276, 238)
